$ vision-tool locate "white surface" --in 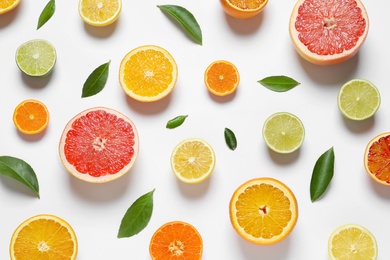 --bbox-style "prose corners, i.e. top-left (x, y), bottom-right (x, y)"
top-left (1, 0), bottom-right (389, 259)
